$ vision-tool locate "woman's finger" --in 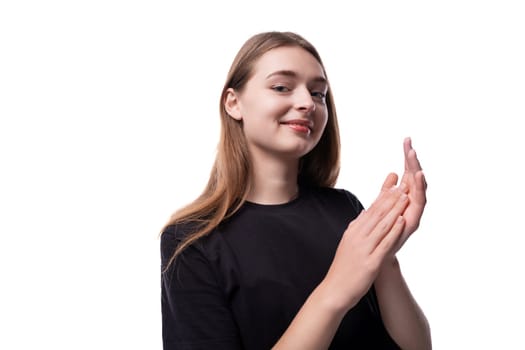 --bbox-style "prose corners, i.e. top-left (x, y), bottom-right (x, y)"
top-left (355, 187), bottom-right (407, 246)
top-left (404, 138), bottom-right (423, 173)
top-left (381, 172), bottom-right (399, 192)
top-left (373, 215), bottom-right (405, 259)
top-left (367, 192), bottom-right (409, 250)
